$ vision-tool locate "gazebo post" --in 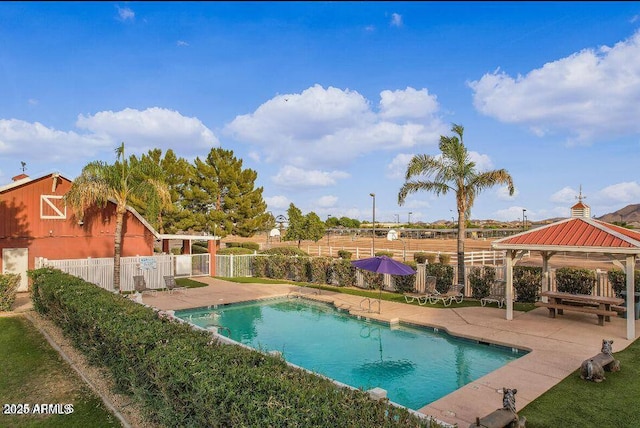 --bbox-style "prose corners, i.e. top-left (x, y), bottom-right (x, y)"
top-left (541, 251), bottom-right (555, 303)
top-left (506, 250), bottom-right (515, 320)
top-left (626, 255), bottom-right (636, 340)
